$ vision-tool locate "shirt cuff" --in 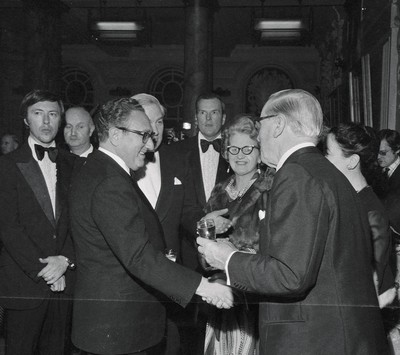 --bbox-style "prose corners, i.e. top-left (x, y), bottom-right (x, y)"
top-left (225, 251), bottom-right (238, 286)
